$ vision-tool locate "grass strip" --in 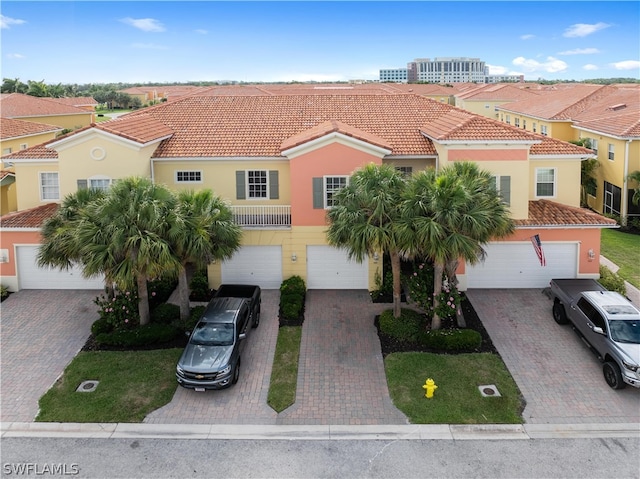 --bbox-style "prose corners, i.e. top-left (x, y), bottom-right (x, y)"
top-left (601, 229), bottom-right (640, 288)
top-left (267, 326), bottom-right (302, 412)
